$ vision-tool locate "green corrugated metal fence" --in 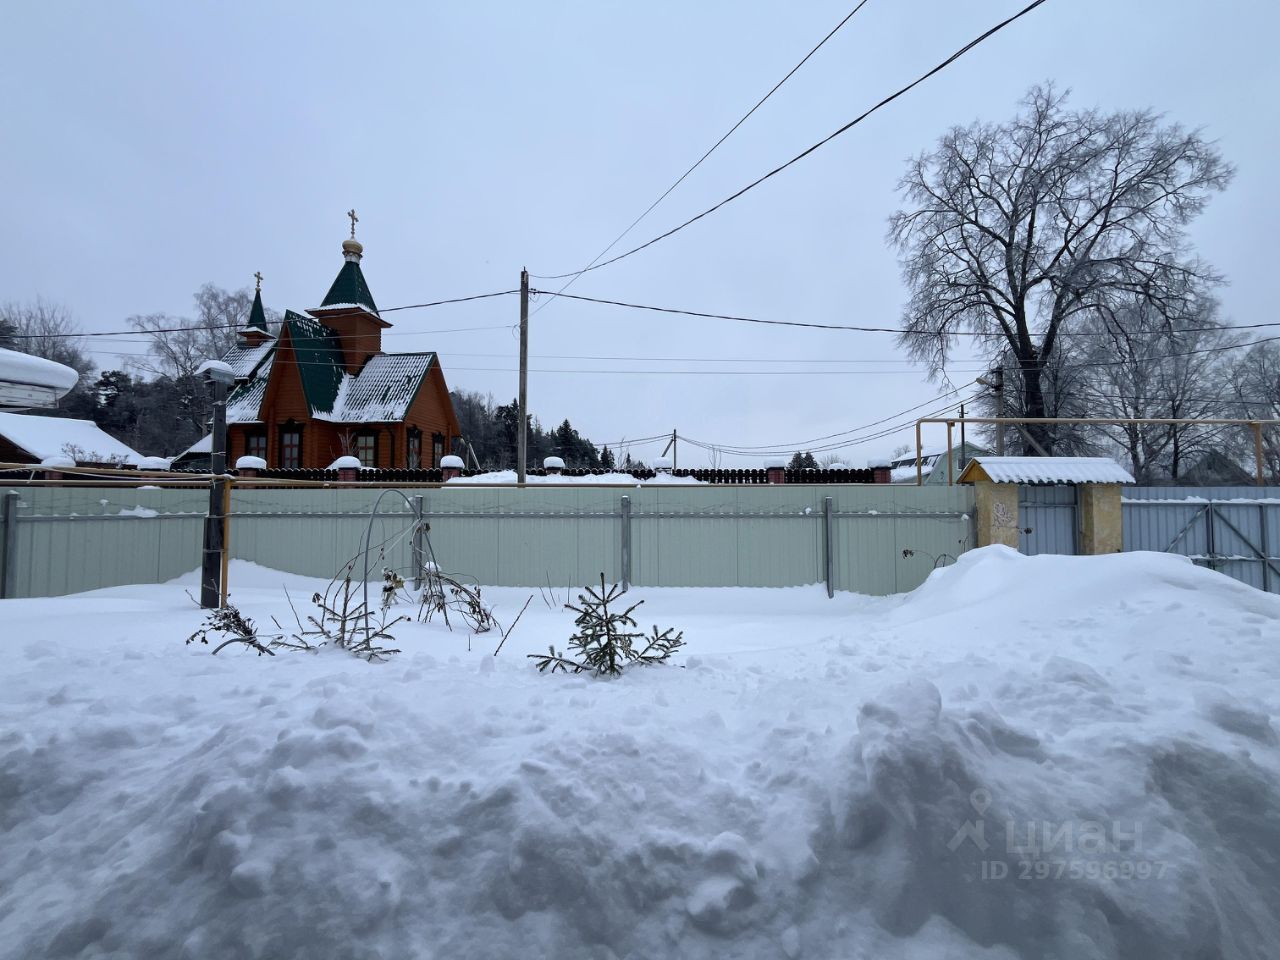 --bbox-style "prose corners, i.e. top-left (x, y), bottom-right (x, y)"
top-left (0, 484), bottom-right (974, 599)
